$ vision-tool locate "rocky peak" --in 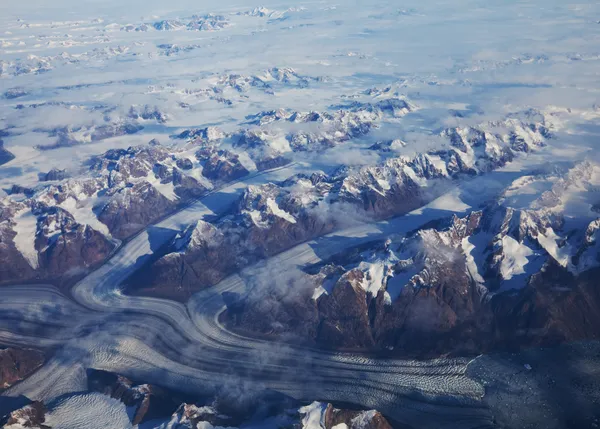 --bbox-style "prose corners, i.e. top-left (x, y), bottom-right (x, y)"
top-left (3, 401), bottom-right (49, 429)
top-left (88, 369), bottom-right (191, 426)
top-left (187, 14), bottom-right (230, 31)
top-left (298, 401), bottom-right (393, 429)
top-left (196, 146), bottom-right (249, 182)
top-left (174, 220), bottom-right (224, 252)
top-left (153, 19), bottom-right (185, 31)
top-left (128, 104), bottom-right (168, 123)
top-left (177, 126), bottom-right (225, 142)
top-left (40, 168), bottom-right (69, 182)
